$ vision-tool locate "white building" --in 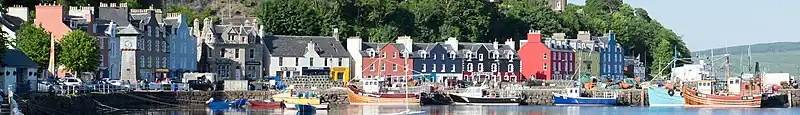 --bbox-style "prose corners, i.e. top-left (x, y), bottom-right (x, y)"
top-left (263, 34), bottom-right (351, 83)
top-left (2, 49), bottom-right (39, 92)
